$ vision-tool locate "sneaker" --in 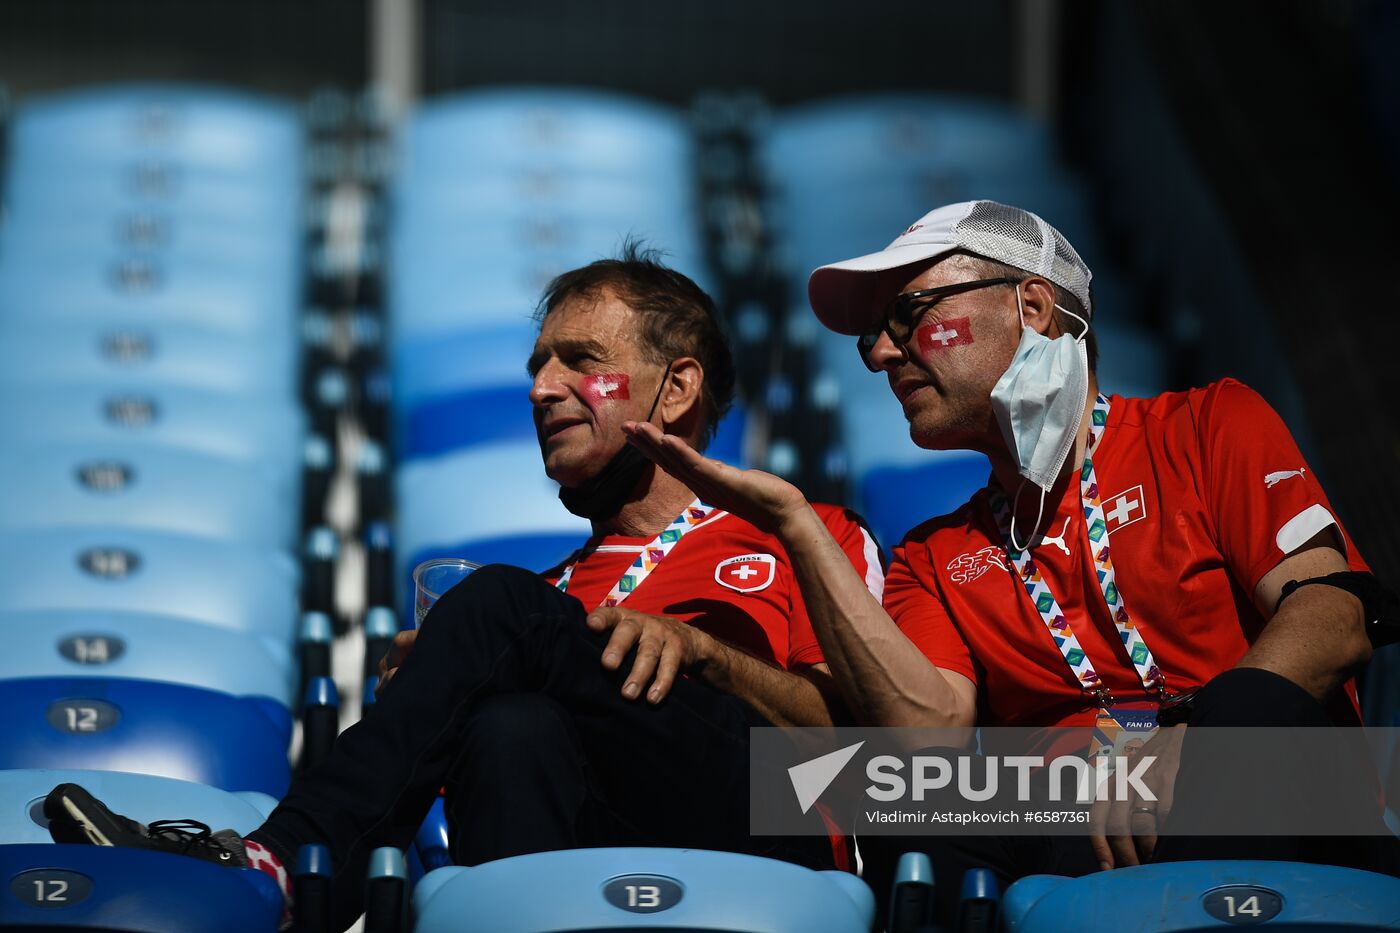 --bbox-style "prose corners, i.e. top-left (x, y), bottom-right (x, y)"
top-left (44, 782), bottom-right (248, 867)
